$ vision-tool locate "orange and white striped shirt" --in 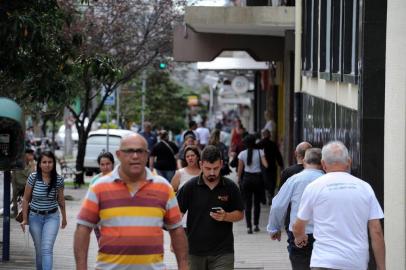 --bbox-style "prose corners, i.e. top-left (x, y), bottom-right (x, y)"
top-left (77, 167), bottom-right (182, 270)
